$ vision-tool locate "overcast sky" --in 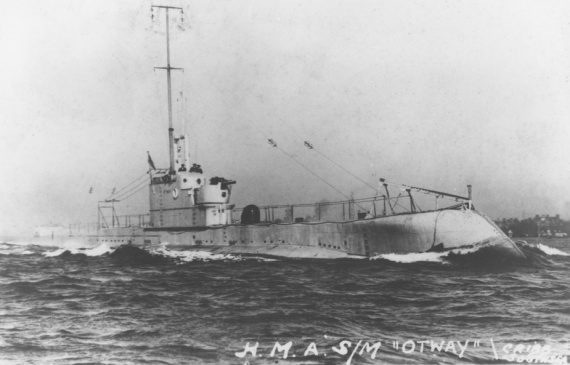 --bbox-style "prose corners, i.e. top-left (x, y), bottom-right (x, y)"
top-left (1, 0), bottom-right (569, 234)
